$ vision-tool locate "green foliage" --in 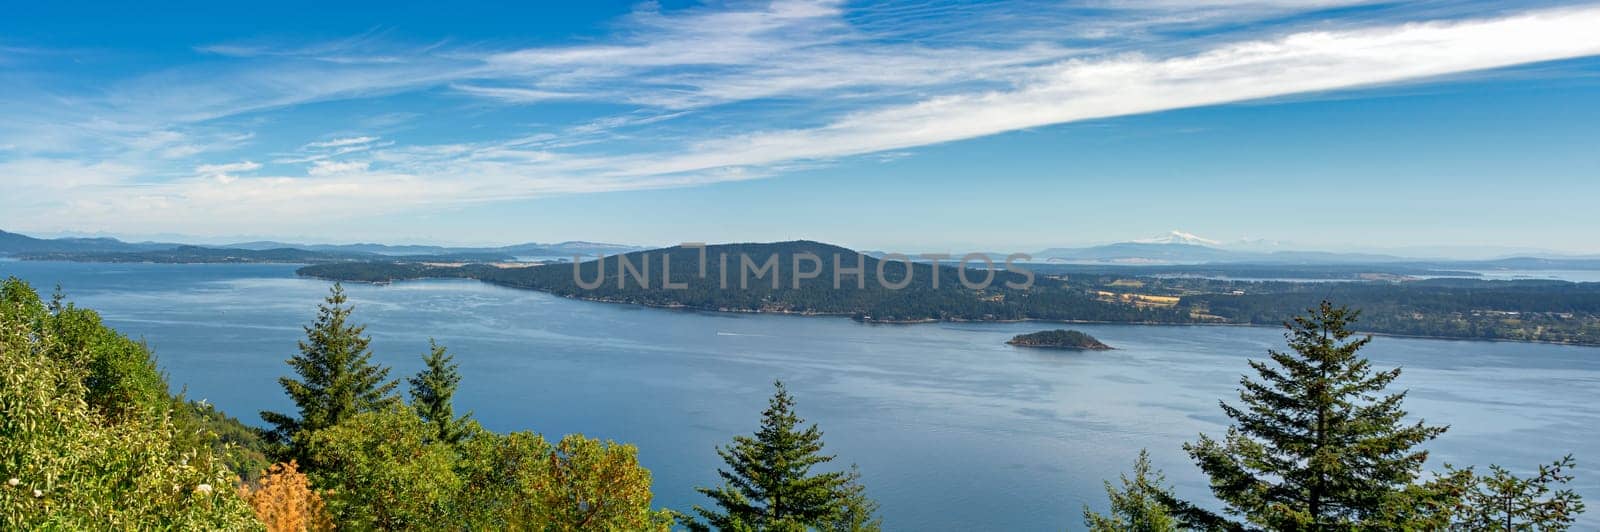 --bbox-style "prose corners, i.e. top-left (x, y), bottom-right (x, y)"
top-left (825, 466), bottom-right (882, 532)
top-left (1083, 450), bottom-right (1180, 532)
top-left (1183, 302), bottom-right (1452, 529)
top-left (250, 285), bottom-right (677, 529)
top-left (1448, 455), bottom-right (1587, 530)
top-left (408, 338), bottom-right (474, 445)
top-left (686, 380), bottom-right (880, 531)
top-left (1358, 467), bottom-right (1474, 531)
top-left (170, 397), bottom-right (274, 483)
top-left (1007, 329), bottom-right (1111, 349)
top-left (27, 284), bottom-right (170, 418)
top-left (3, 276), bottom-right (685, 530)
top-left (450, 430), bottom-right (553, 527)
top-left (0, 277), bottom-right (259, 529)
top-left (309, 406), bottom-right (673, 530)
top-left (525, 434), bottom-right (675, 531)
top-left (303, 405), bottom-right (460, 529)
top-left (1094, 299), bottom-right (1589, 530)
top-left (261, 283), bottom-right (400, 463)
